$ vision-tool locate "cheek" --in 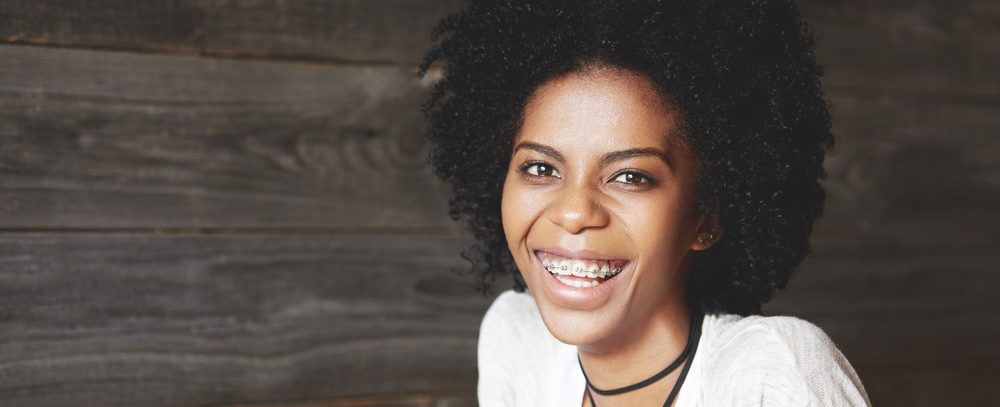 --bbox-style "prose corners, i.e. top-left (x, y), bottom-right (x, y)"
top-left (621, 193), bottom-right (696, 270)
top-left (500, 176), bottom-right (534, 246)
top-left (501, 176), bottom-right (553, 261)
